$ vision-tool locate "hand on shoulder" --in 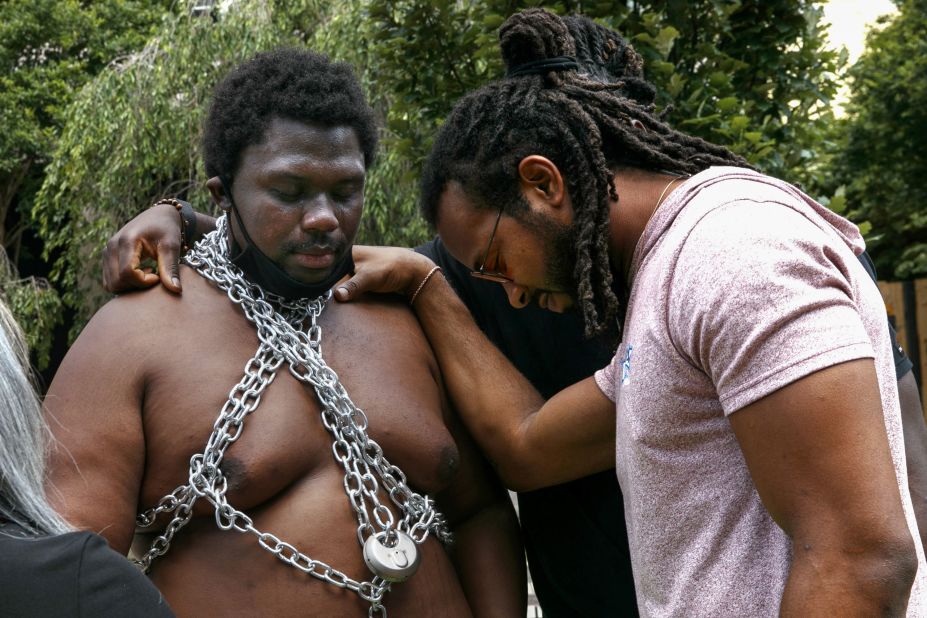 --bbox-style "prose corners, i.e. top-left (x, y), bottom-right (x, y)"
top-left (102, 202), bottom-right (187, 295)
top-left (334, 245), bottom-right (437, 303)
